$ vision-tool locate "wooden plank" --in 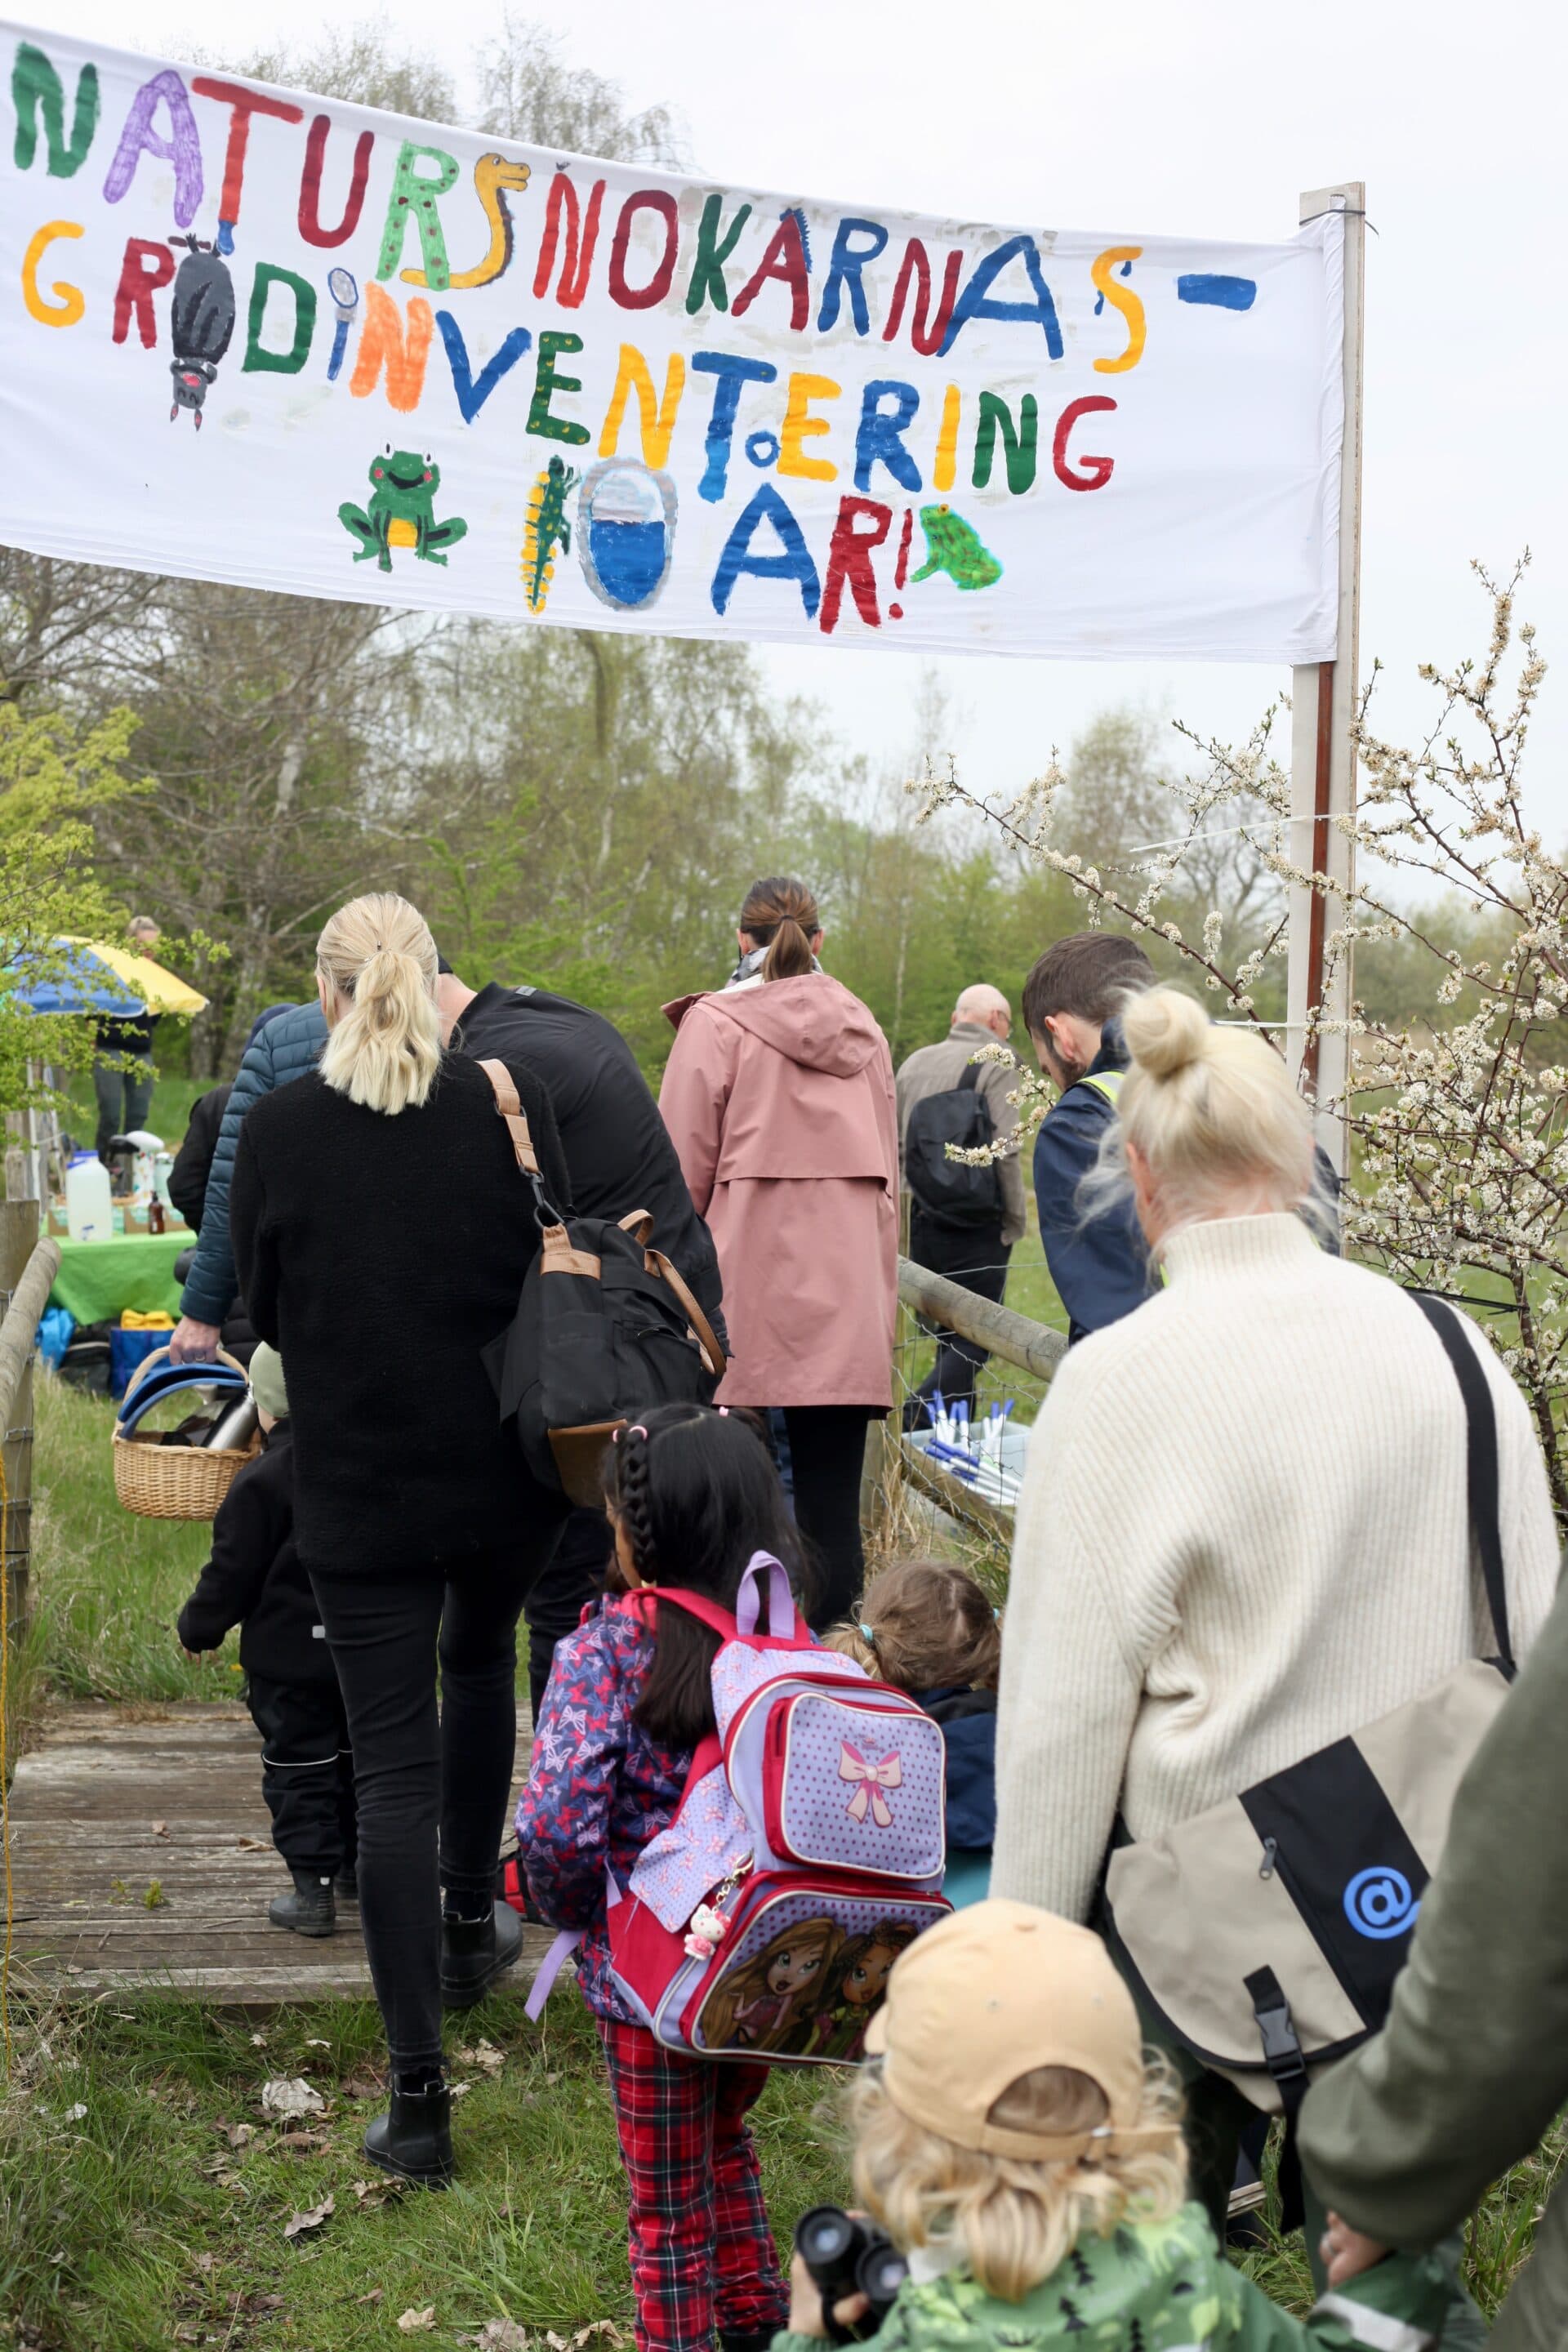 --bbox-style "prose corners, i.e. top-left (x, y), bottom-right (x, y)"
top-left (8, 1698), bottom-right (544, 2010)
